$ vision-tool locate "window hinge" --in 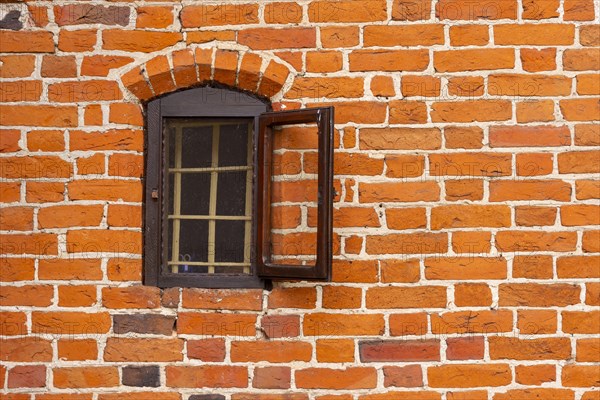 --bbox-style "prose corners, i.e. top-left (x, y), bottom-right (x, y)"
top-left (151, 189), bottom-right (159, 199)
